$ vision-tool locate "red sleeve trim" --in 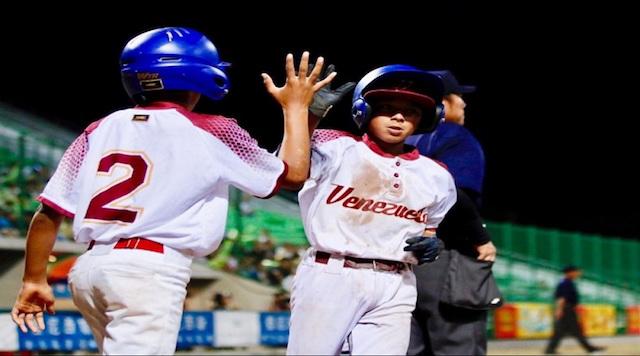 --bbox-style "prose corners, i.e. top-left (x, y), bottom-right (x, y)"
top-left (258, 161), bottom-right (289, 199)
top-left (37, 196), bottom-right (74, 218)
top-left (85, 117), bottom-right (105, 135)
top-left (430, 158), bottom-right (449, 171)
